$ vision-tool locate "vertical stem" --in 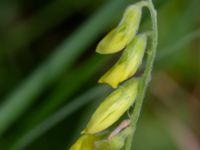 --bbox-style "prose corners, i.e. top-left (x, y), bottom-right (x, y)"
top-left (125, 0), bottom-right (158, 149)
